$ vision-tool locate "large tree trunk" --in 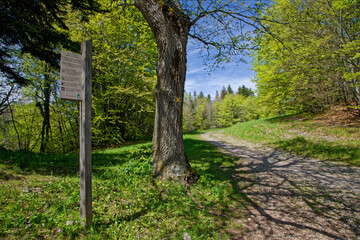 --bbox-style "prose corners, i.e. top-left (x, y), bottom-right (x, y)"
top-left (135, 0), bottom-right (197, 184)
